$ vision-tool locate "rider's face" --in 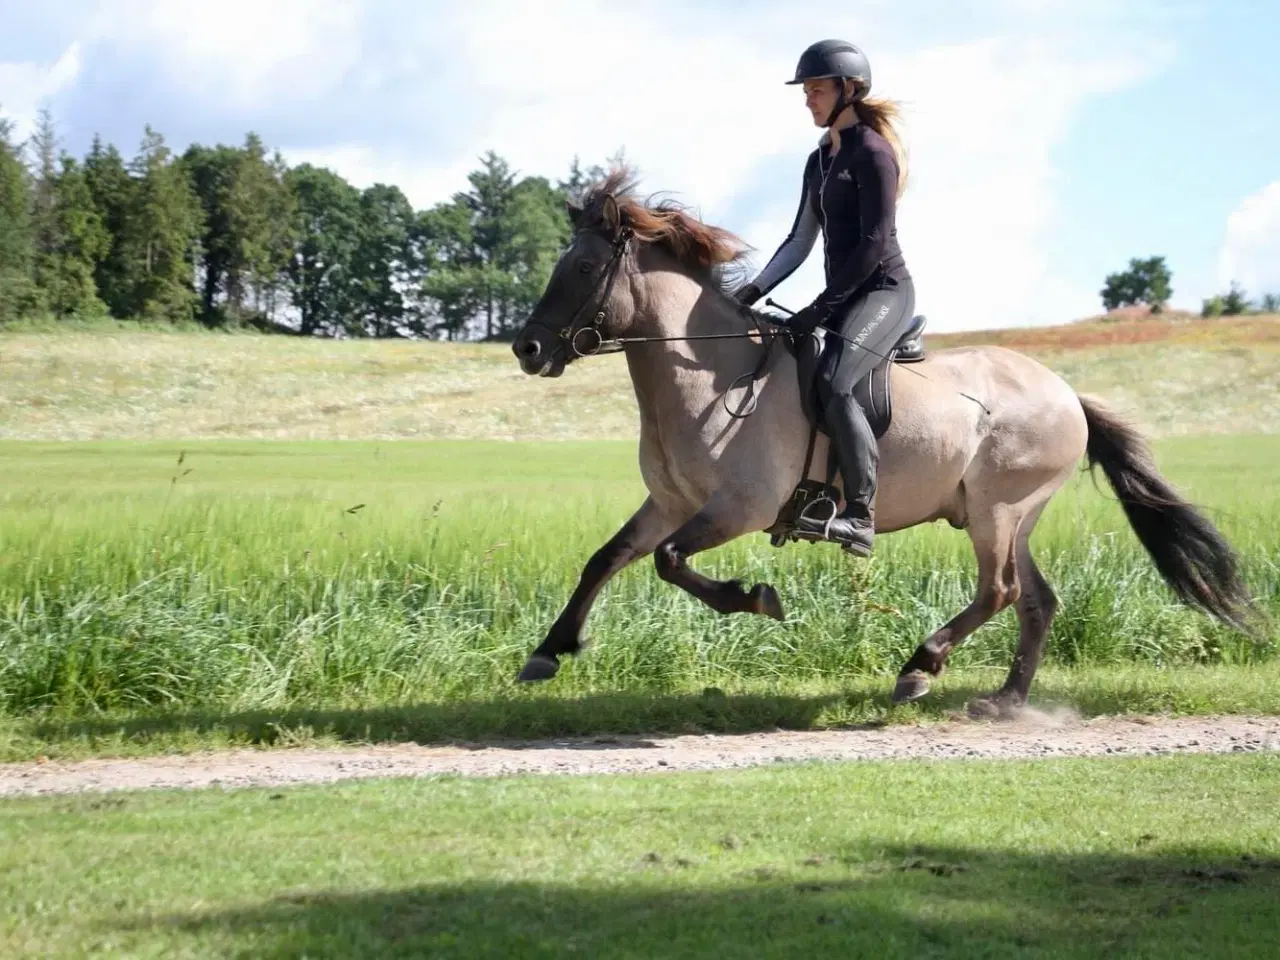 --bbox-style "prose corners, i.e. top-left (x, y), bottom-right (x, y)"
top-left (802, 79), bottom-right (839, 126)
